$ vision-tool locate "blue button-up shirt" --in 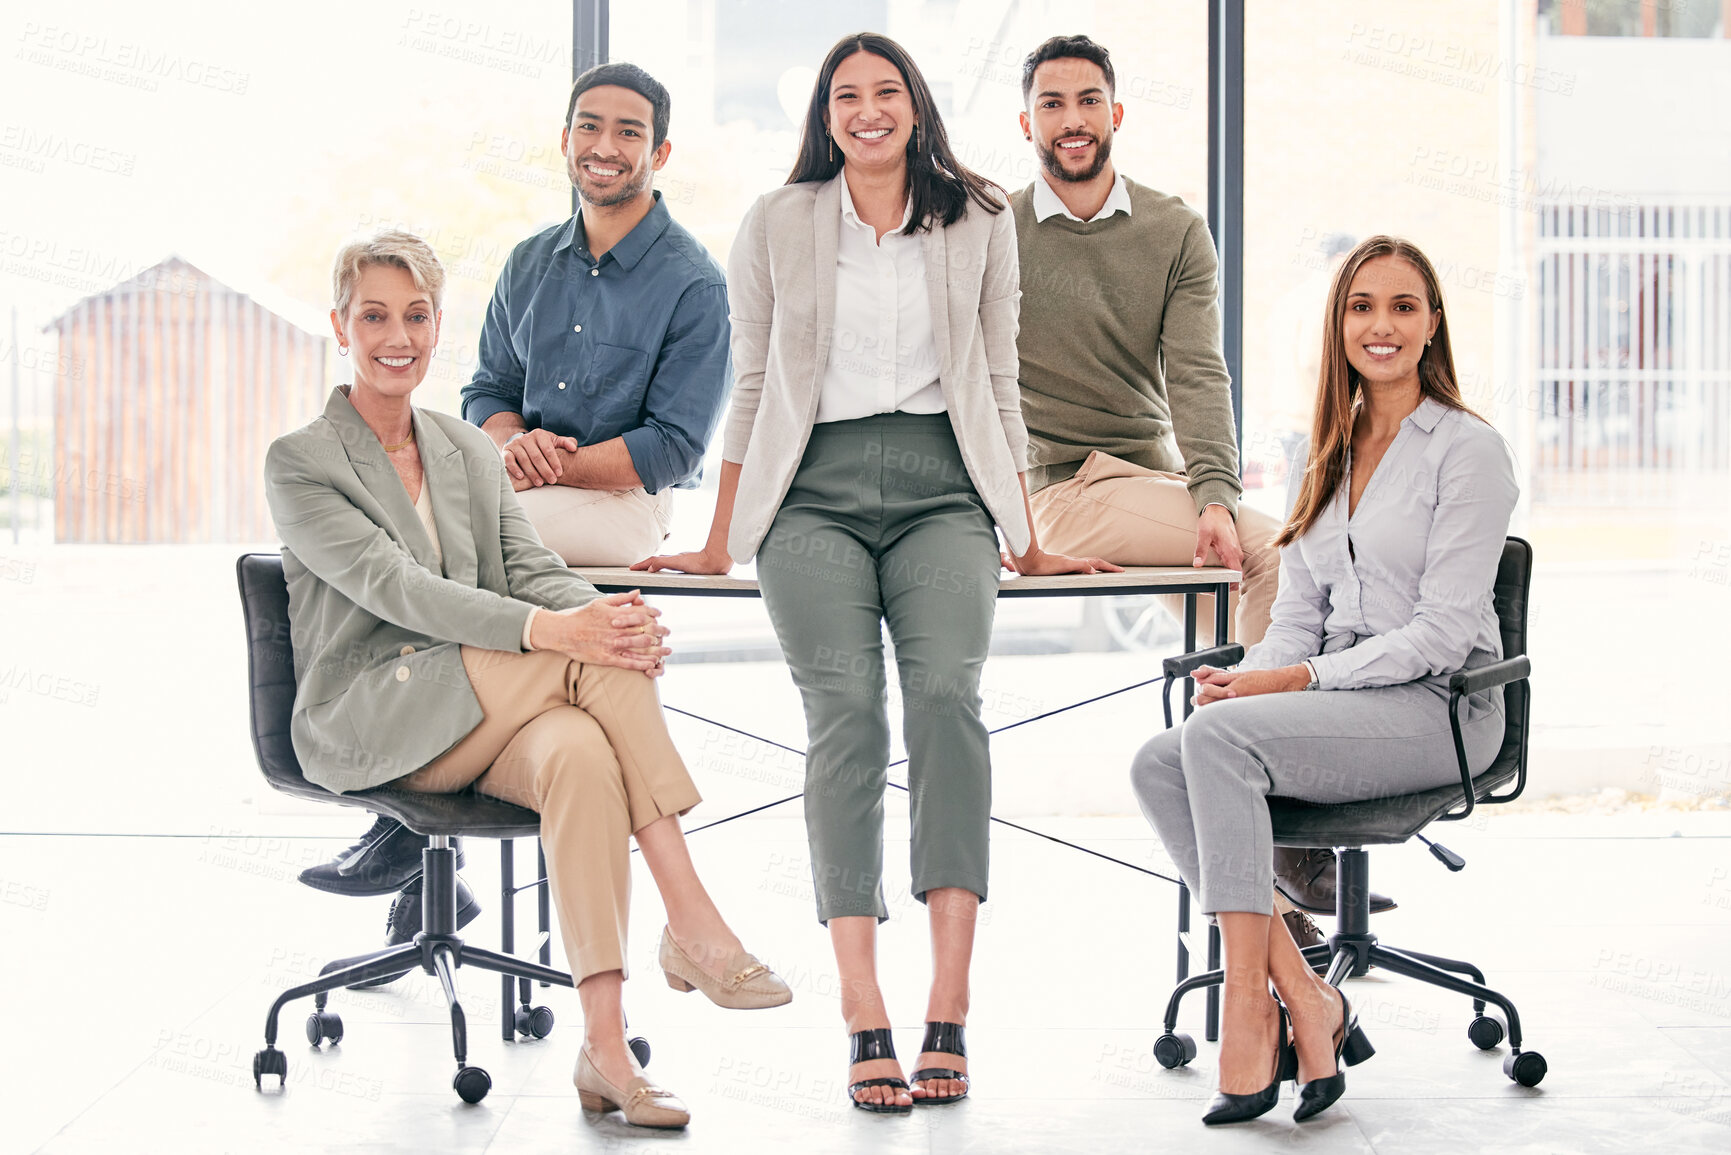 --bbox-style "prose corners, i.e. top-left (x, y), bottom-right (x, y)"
top-left (1240, 398), bottom-right (1520, 690)
top-left (460, 192), bottom-right (731, 493)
